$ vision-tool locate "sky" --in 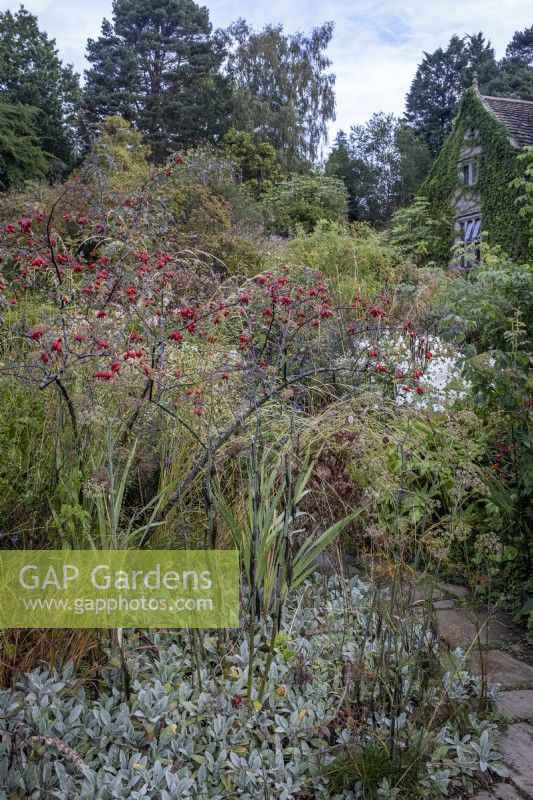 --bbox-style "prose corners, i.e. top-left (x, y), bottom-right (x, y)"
top-left (2, 0), bottom-right (532, 142)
